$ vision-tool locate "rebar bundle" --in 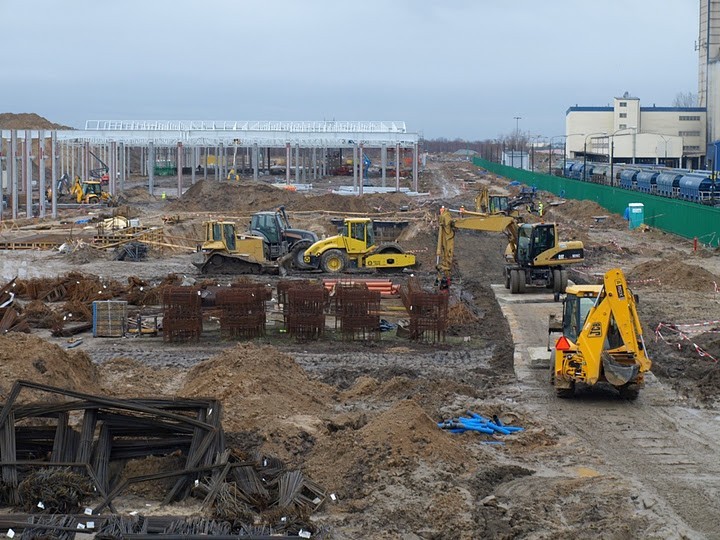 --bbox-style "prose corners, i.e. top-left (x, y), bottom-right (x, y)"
top-left (285, 284), bottom-right (327, 340)
top-left (216, 286), bottom-right (267, 339)
top-left (337, 287), bottom-right (381, 340)
top-left (162, 286), bottom-right (202, 342)
top-left (400, 278), bottom-right (448, 343)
